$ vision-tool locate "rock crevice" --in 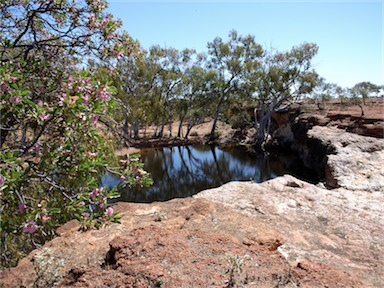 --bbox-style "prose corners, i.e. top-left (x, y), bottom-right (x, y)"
top-left (271, 112), bottom-right (384, 189)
